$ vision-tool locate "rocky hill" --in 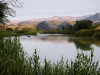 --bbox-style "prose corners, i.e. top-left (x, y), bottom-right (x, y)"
top-left (8, 12), bottom-right (100, 30)
top-left (58, 21), bottom-right (76, 30)
top-left (10, 12), bottom-right (100, 25)
top-left (36, 20), bottom-right (62, 30)
top-left (36, 20), bottom-right (76, 30)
